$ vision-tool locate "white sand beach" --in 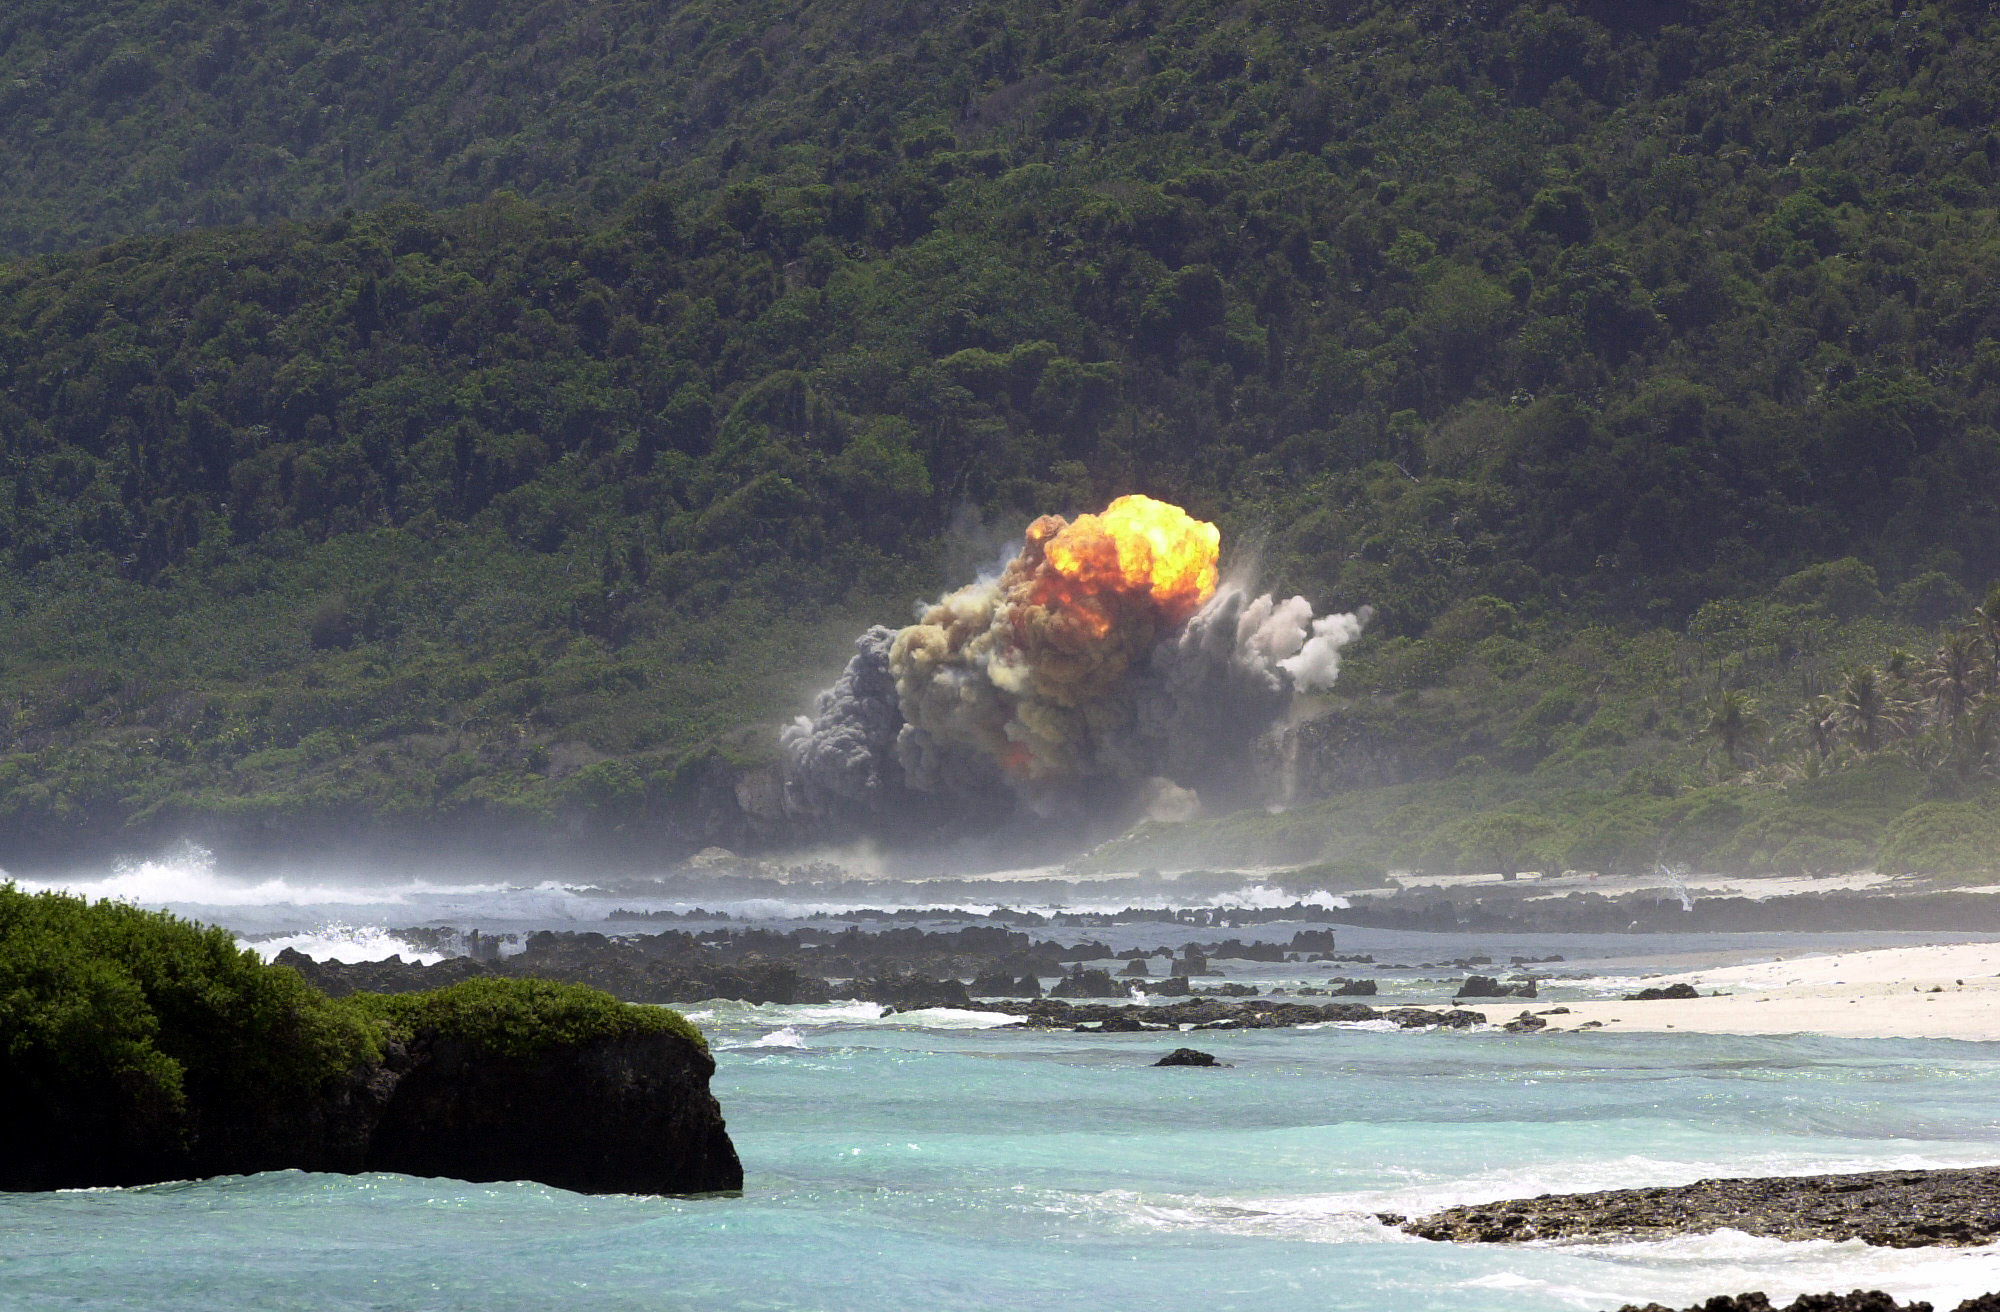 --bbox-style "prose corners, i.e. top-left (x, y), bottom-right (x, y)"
top-left (1535, 941), bottom-right (2000, 1040)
